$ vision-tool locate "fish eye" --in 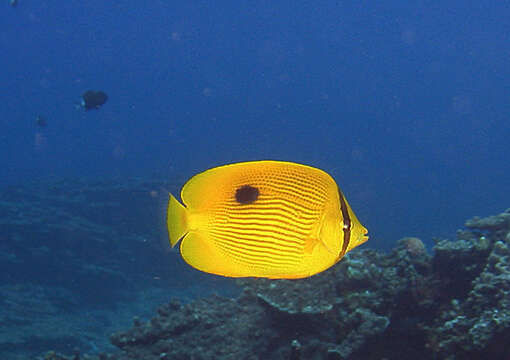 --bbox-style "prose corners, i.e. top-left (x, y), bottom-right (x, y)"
top-left (235, 185), bottom-right (259, 204)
